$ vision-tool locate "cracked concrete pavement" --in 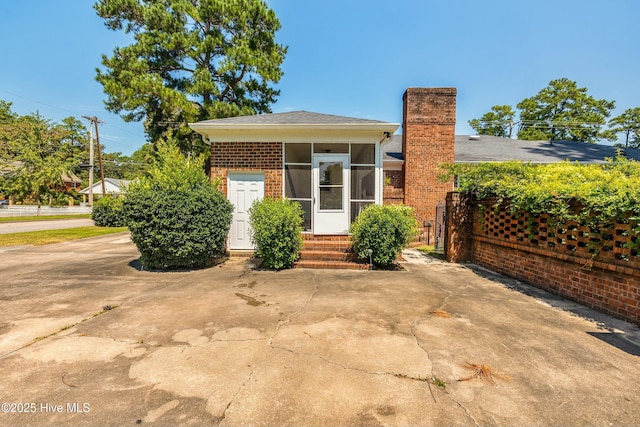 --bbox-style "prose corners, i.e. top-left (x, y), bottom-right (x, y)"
top-left (1, 233), bottom-right (639, 426)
